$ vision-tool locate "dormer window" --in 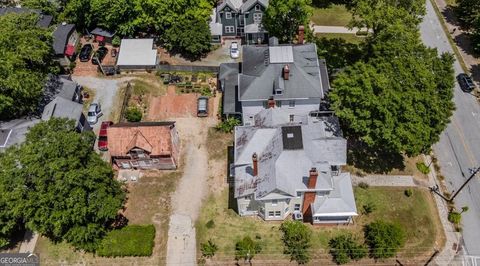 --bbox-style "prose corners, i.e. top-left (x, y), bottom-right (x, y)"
top-left (275, 90), bottom-right (282, 95)
top-left (255, 4), bottom-right (261, 11)
top-left (226, 12), bottom-right (232, 19)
